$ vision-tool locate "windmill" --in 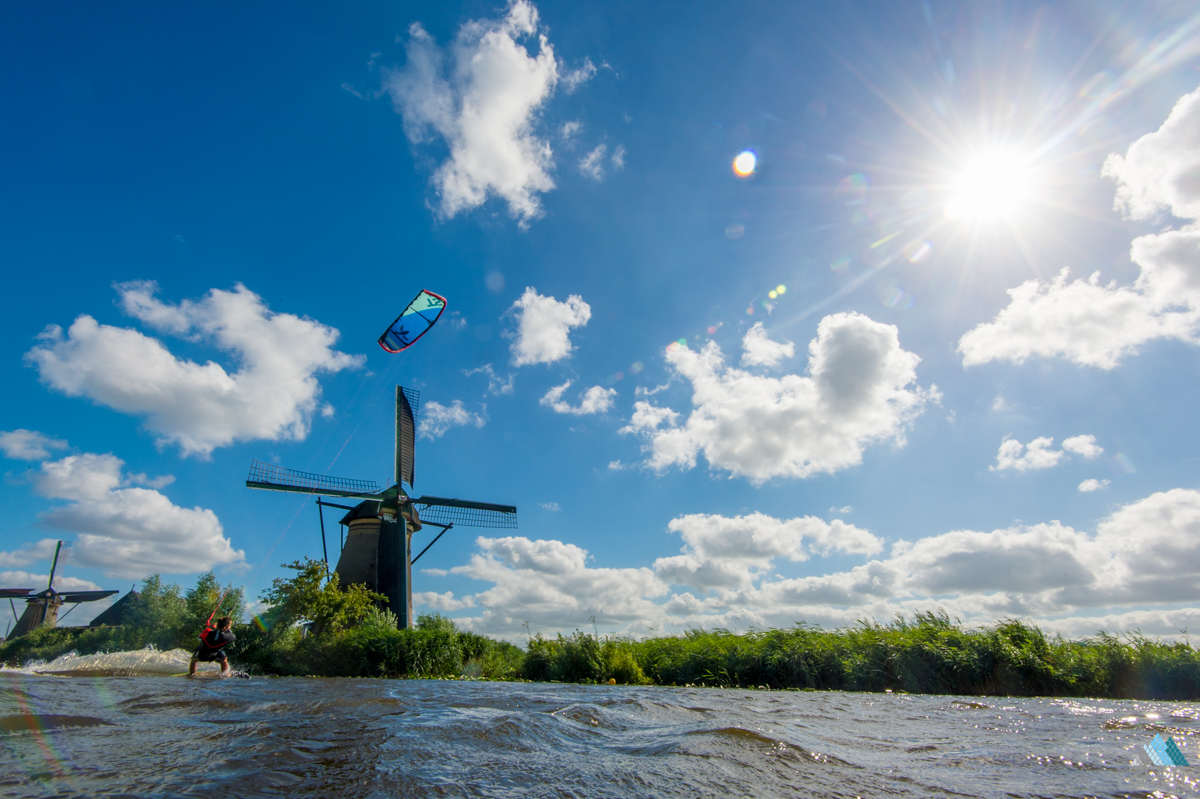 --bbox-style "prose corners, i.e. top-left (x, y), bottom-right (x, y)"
top-left (1, 541), bottom-right (118, 639)
top-left (246, 386), bottom-right (516, 628)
